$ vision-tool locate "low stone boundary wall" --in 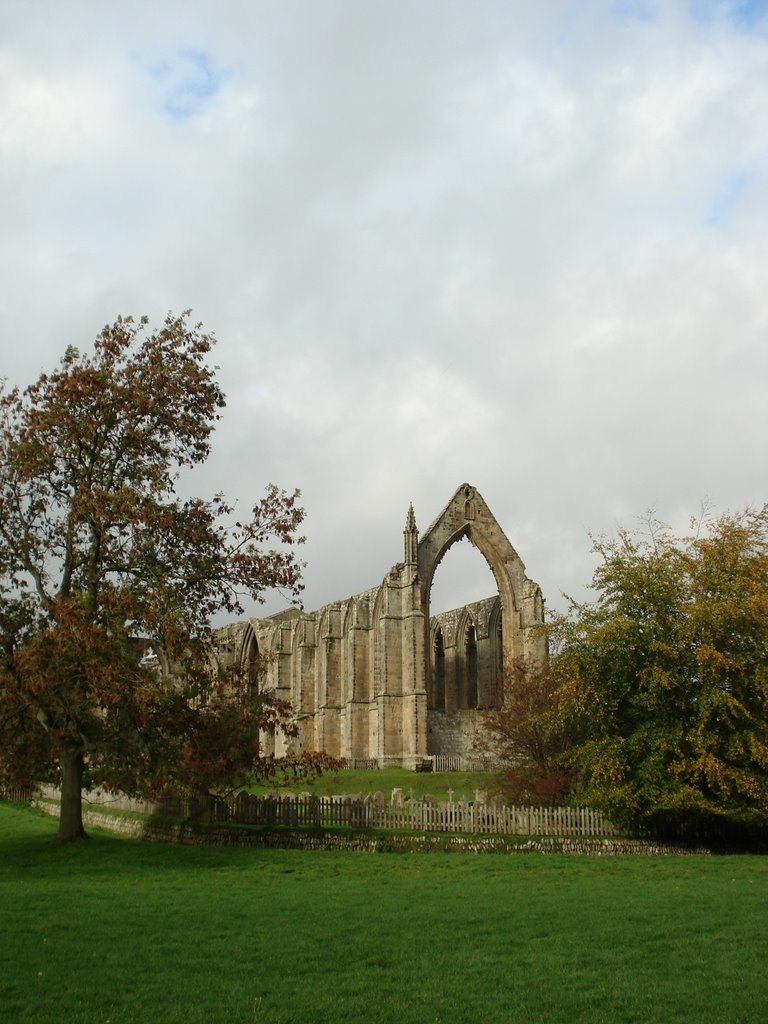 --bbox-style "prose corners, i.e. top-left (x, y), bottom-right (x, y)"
top-left (33, 799), bottom-right (710, 856)
top-left (36, 785), bottom-right (621, 838)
